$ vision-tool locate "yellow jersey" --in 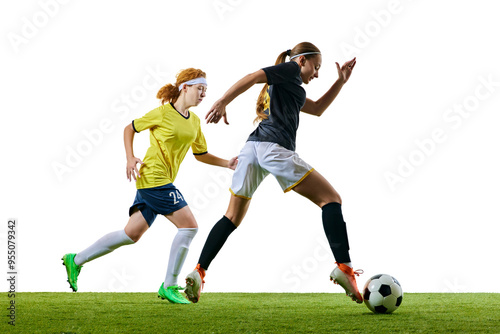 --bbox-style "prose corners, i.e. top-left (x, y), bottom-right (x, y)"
top-left (132, 103), bottom-right (207, 189)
